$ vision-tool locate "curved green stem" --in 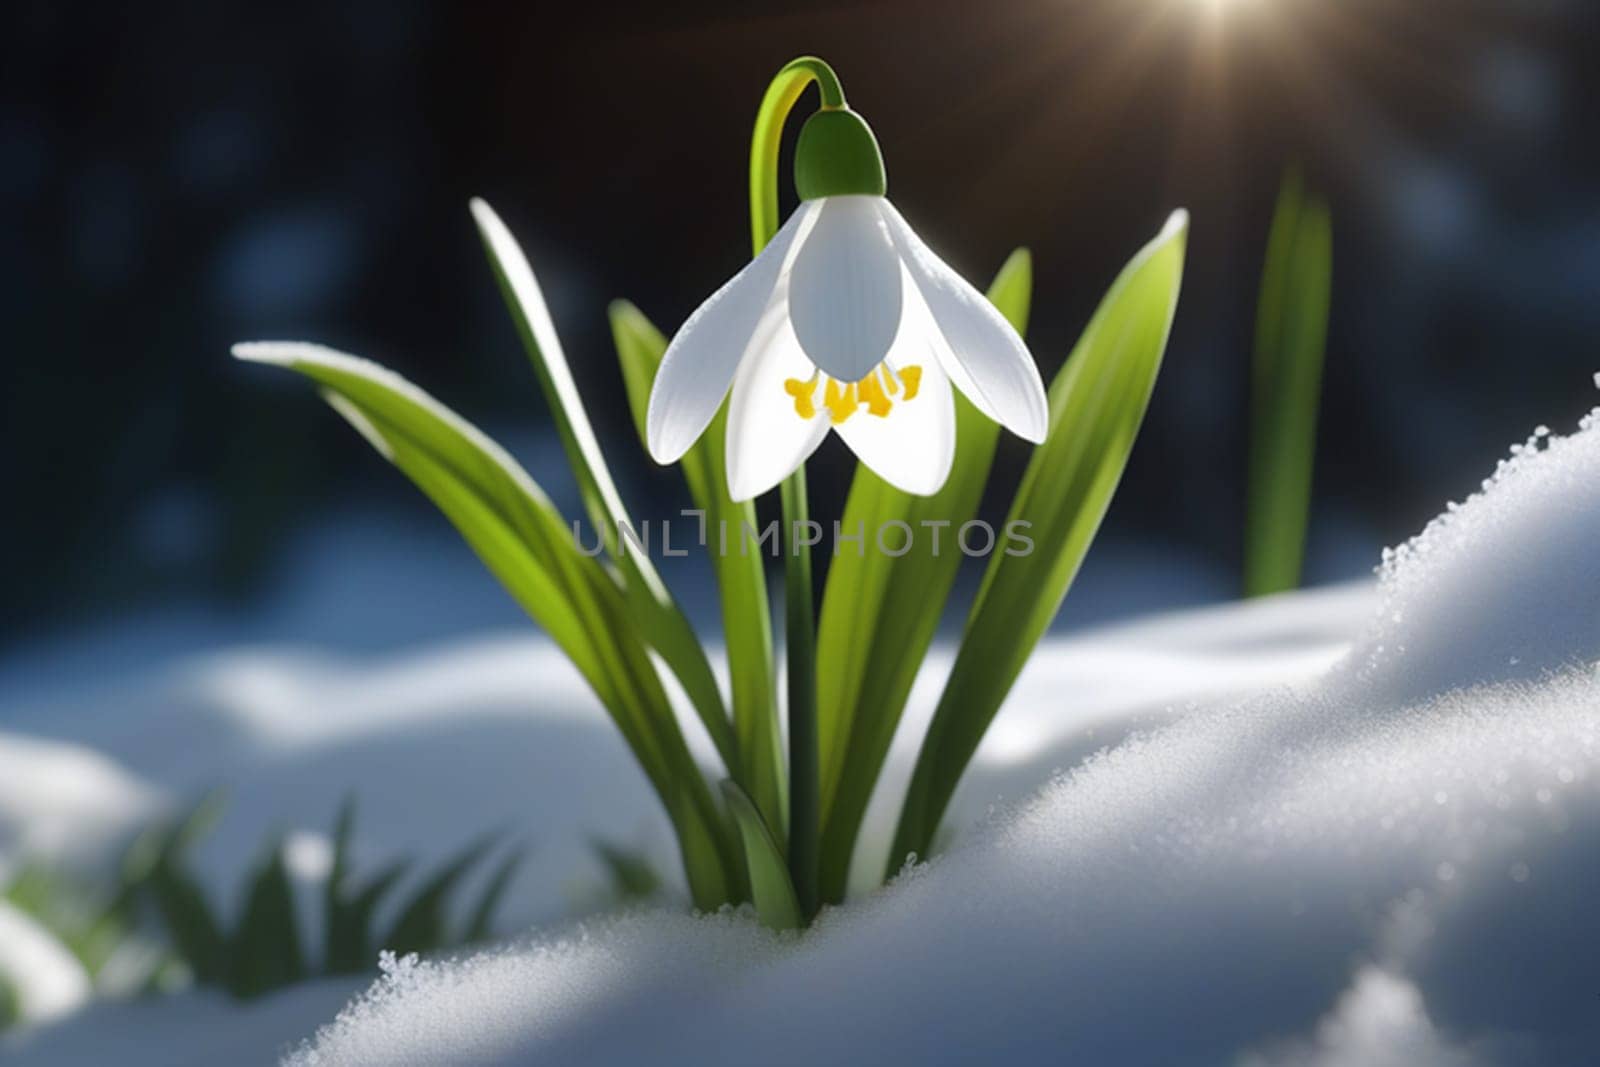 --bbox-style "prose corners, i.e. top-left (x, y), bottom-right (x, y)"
top-left (749, 55), bottom-right (841, 921)
top-left (749, 56), bottom-right (845, 256)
